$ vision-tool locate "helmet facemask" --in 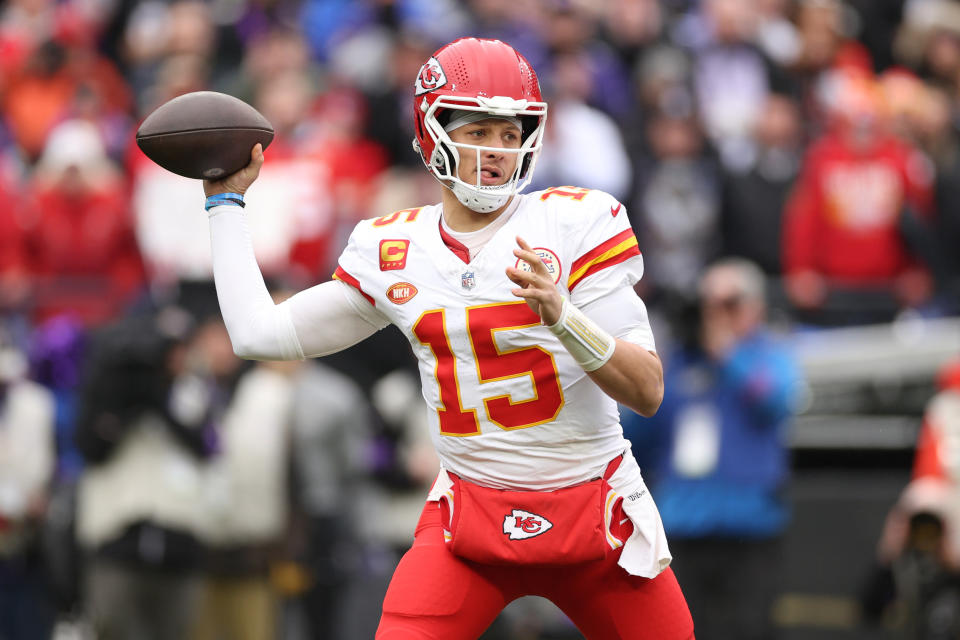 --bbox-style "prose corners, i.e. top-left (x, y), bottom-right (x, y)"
top-left (418, 95), bottom-right (547, 213)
